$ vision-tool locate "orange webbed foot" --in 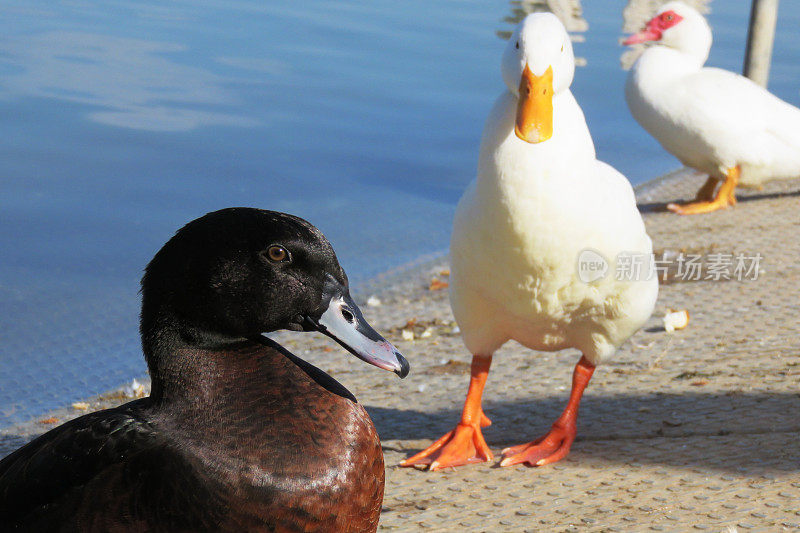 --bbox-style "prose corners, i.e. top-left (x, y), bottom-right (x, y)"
top-left (401, 355), bottom-right (493, 471)
top-left (400, 415), bottom-right (493, 471)
top-left (668, 166), bottom-right (739, 215)
top-left (499, 421), bottom-right (576, 467)
top-left (666, 198), bottom-right (732, 215)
